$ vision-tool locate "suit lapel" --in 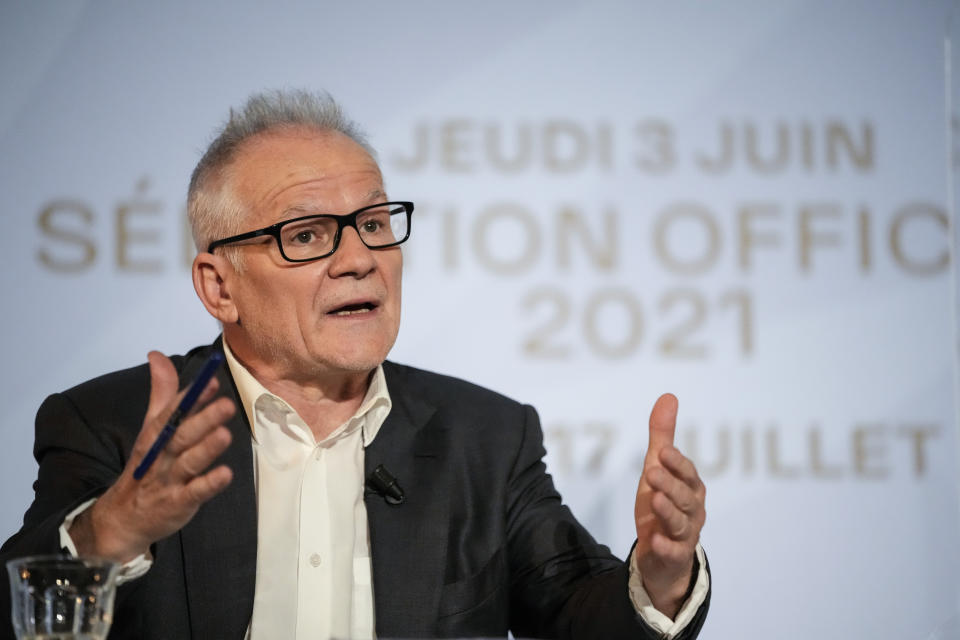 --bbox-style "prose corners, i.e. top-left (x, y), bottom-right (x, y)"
top-left (178, 348), bottom-right (258, 639)
top-left (365, 365), bottom-right (450, 638)
top-left (172, 352), bottom-right (450, 638)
